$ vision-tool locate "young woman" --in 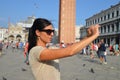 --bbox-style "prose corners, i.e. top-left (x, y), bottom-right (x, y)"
top-left (28, 18), bottom-right (100, 80)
